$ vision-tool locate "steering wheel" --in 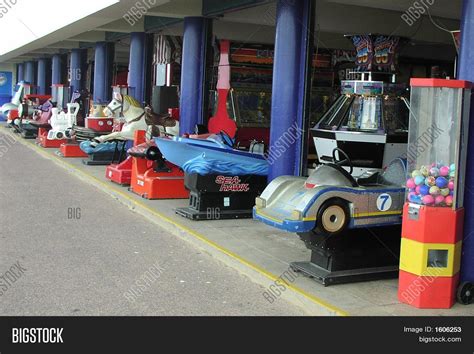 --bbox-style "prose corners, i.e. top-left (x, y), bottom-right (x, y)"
top-left (332, 148), bottom-right (353, 175)
top-left (219, 130), bottom-right (234, 148)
